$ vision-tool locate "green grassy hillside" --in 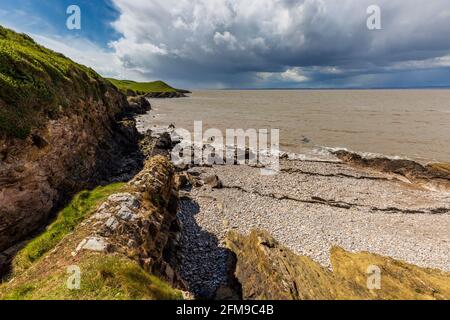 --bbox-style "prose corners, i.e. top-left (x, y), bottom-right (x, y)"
top-left (107, 78), bottom-right (187, 95)
top-left (0, 25), bottom-right (116, 139)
